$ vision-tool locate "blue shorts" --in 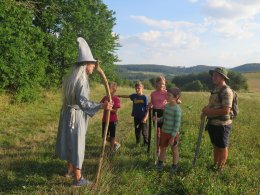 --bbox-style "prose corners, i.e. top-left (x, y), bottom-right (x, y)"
top-left (206, 123), bottom-right (232, 148)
